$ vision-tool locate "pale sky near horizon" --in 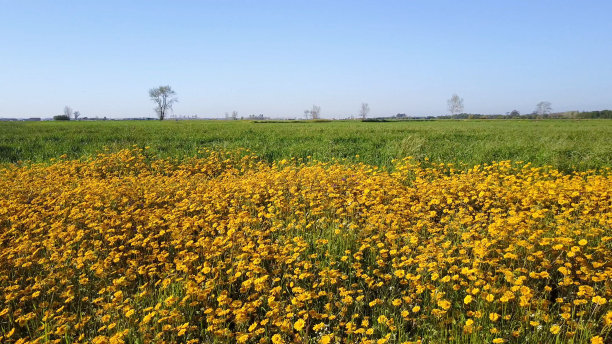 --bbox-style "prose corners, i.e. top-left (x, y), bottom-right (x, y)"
top-left (1, 1), bottom-right (611, 119)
